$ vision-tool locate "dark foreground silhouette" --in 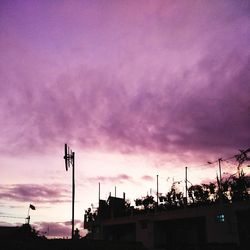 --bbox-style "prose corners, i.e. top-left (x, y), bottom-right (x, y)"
top-left (0, 238), bottom-right (147, 250)
top-left (0, 223), bottom-right (248, 250)
top-left (0, 239), bottom-right (248, 250)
